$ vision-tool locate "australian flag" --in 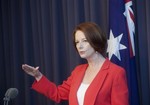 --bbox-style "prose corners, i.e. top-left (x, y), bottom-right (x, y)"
top-left (107, 0), bottom-right (139, 105)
